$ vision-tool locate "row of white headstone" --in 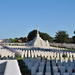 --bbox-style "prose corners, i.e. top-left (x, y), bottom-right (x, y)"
top-left (0, 48), bottom-right (15, 58)
top-left (0, 45), bottom-right (75, 75)
top-left (0, 46), bottom-right (75, 59)
top-left (20, 49), bottom-right (75, 59)
top-left (24, 57), bottom-right (75, 75)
